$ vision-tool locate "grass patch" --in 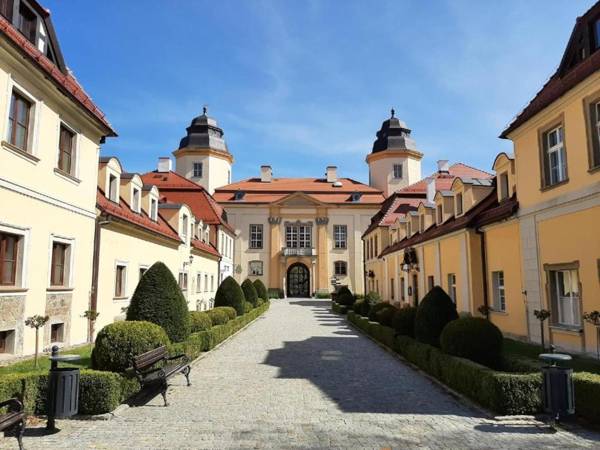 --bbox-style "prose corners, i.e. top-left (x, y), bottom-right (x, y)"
top-left (0, 344), bottom-right (93, 375)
